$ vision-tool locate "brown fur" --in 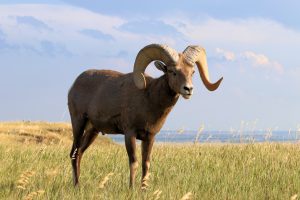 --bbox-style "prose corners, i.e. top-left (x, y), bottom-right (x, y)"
top-left (68, 55), bottom-right (199, 187)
